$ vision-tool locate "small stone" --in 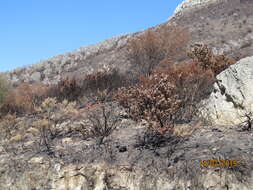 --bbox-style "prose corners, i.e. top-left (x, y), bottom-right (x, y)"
top-left (119, 146), bottom-right (127, 153)
top-left (62, 138), bottom-right (73, 144)
top-left (29, 157), bottom-right (44, 164)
